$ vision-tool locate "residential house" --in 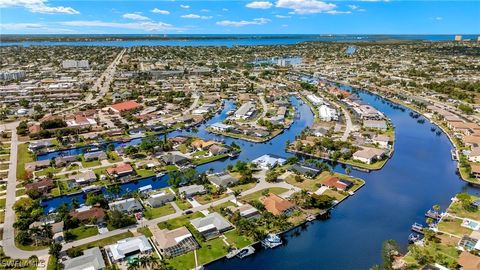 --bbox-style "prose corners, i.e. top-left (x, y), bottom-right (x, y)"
top-left (191, 139), bottom-right (216, 151)
top-left (55, 155), bottom-right (77, 167)
top-left (151, 226), bottom-right (199, 258)
top-left (209, 122), bottom-right (232, 132)
top-left (352, 147), bottom-right (386, 164)
top-left (458, 251), bottom-right (480, 270)
top-left (208, 172), bottom-right (238, 187)
top-left (363, 119), bottom-right (388, 130)
top-left (372, 134), bottom-right (391, 148)
top-left (178, 184), bottom-right (206, 198)
top-left (64, 247), bottom-right (106, 270)
top-left (226, 203), bottom-right (261, 220)
top-left (468, 147), bottom-right (480, 162)
top-left (71, 206), bottom-right (106, 223)
top-left (28, 140), bottom-right (53, 152)
top-left (252, 154), bottom-right (286, 169)
top-left (190, 212), bottom-right (233, 240)
top-left (109, 100), bottom-right (141, 114)
top-left (161, 154), bottom-right (190, 166)
top-left (67, 170), bottom-right (97, 188)
top-left (288, 162), bottom-right (321, 178)
top-left (322, 177), bottom-right (354, 191)
top-left (84, 151), bottom-right (107, 162)
top-left (25, 178), bottom-right (54, 194)
top-left (108, 198), bottom-right (143, 213)
top-left (262, 193), bottom-right (296, 216)
top-left (234, 101), bottom-right (256, 119)
top-left (471, 164), bottom-right (480, 179)
top-left (209, 145), bottom-right (229, 156)
top-left (145, 191), bottom-right (175, 208)
top-left (106, 236), bottom-right (152, 262)
top-left (106, 163), bottom-right (134, 178)
top-left (24, 160), bottom-right (51, 172)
